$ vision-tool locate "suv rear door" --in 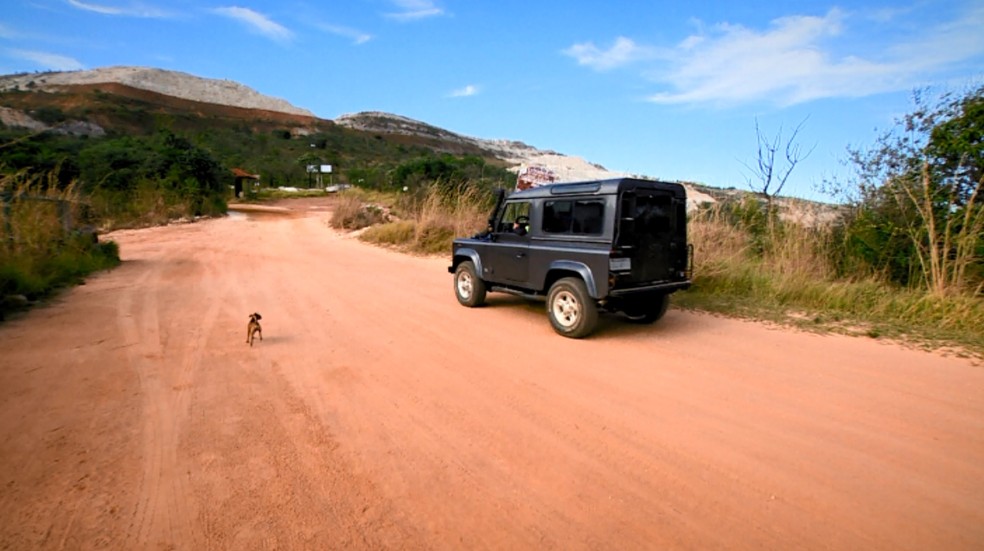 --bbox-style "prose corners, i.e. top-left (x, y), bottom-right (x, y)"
top-left (615, 187), bottom-right (685, 284)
